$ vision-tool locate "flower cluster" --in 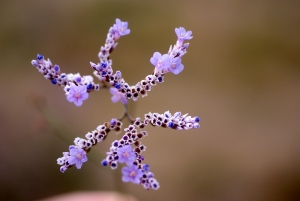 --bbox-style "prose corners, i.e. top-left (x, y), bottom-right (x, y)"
top-left (57, 119), bottom-right (123, 172)
top-left (31, 19), bottom-right (192, 106)
top-left (31, 18), bottom-right (200, 190)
